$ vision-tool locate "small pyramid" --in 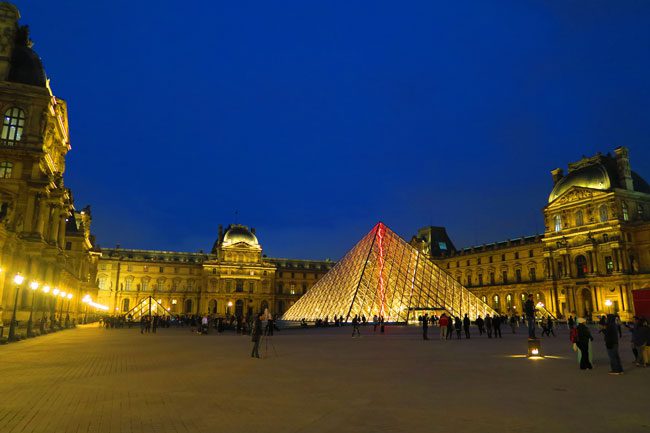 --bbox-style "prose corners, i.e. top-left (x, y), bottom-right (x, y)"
top-left (282, 222), bottom-right (497, 322)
